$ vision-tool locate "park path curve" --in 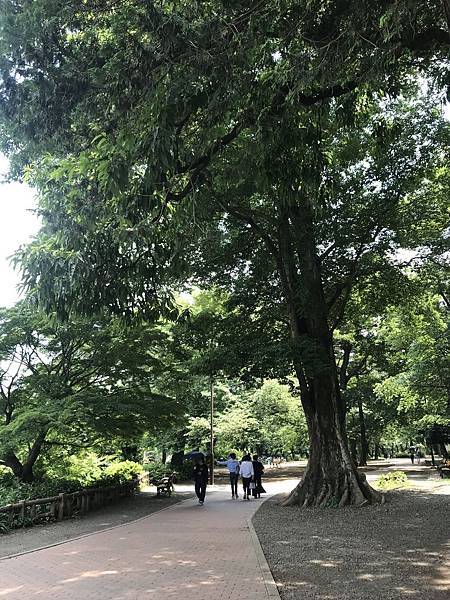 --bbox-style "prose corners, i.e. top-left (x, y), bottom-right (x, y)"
top-left (0, 480), bottom-right (295, 600)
